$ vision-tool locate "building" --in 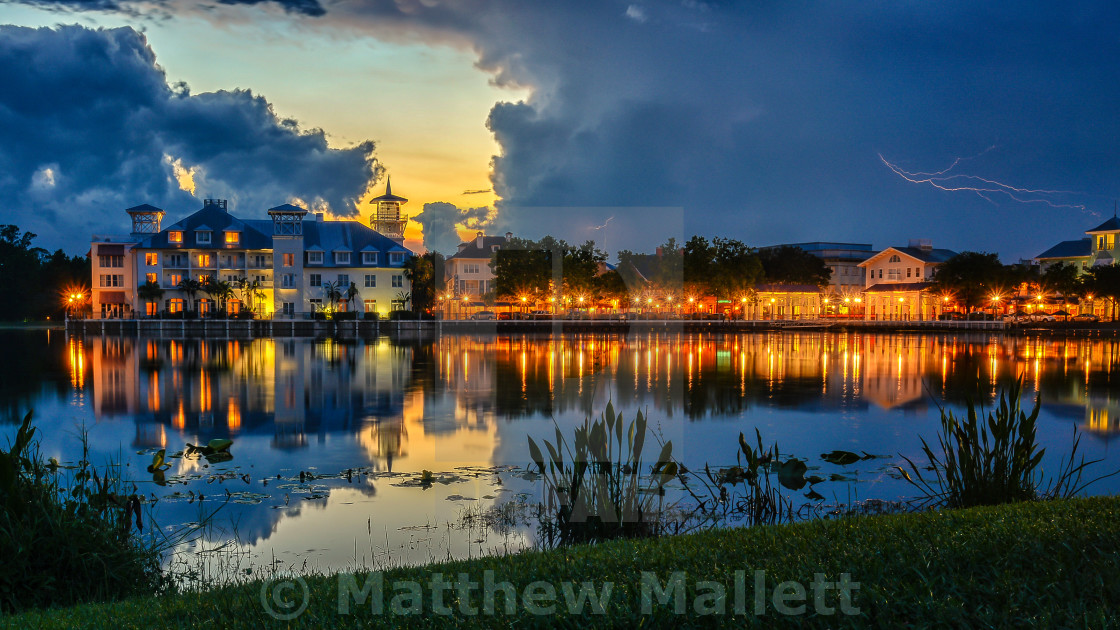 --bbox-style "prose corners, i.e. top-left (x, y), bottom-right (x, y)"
top-left (369, 177), bottom-right (408, 244)
top-left (443, 231), bottom-right (512, 299)
top-left (762, 242), bottom-right (873, 295)
top-left (858, 240), bottom-right (956, 321)
top-left (1035, 215), bottom-right (1120, 273)
top-left (91, 192), bottom-right (415, 319)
